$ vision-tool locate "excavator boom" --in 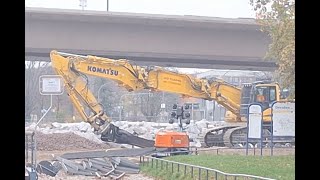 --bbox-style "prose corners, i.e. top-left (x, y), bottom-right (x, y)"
top-left (147, 67), bottom-right (242, 120)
